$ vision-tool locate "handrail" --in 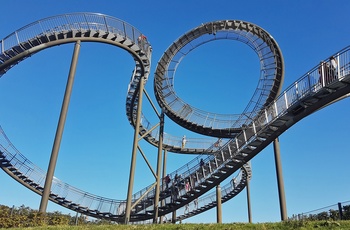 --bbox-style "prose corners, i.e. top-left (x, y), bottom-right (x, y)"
top-left (0, 12), bottom-right (151, 58)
